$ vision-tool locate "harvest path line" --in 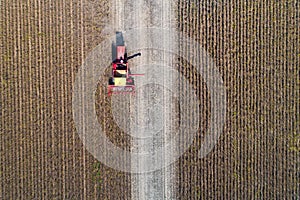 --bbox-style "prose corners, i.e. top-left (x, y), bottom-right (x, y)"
top-left (112, 0), bottom-right (177, 199)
